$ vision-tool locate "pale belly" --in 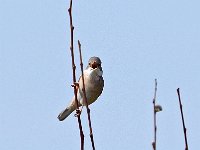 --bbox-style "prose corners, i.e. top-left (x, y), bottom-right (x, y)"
top-left (78, 69), bottom-right (104, 106)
